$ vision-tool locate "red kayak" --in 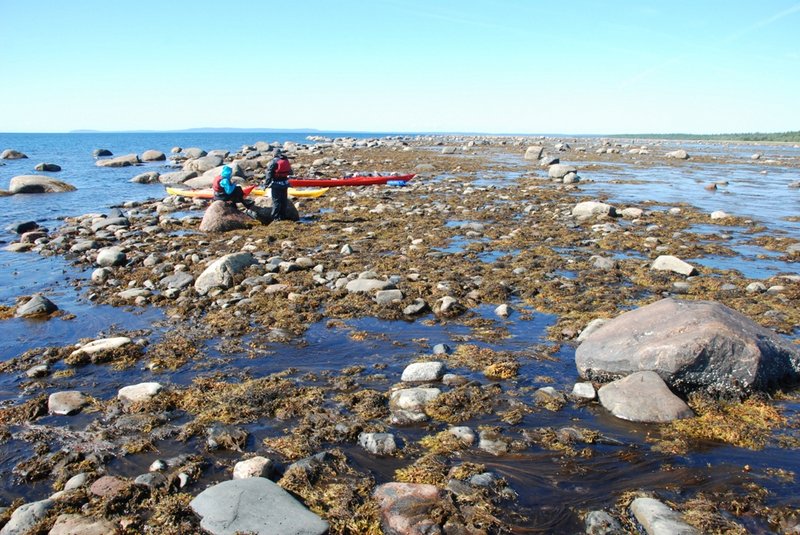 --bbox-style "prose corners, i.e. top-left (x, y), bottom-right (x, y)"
top-left (288, 174), bottom-right (415, 188)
